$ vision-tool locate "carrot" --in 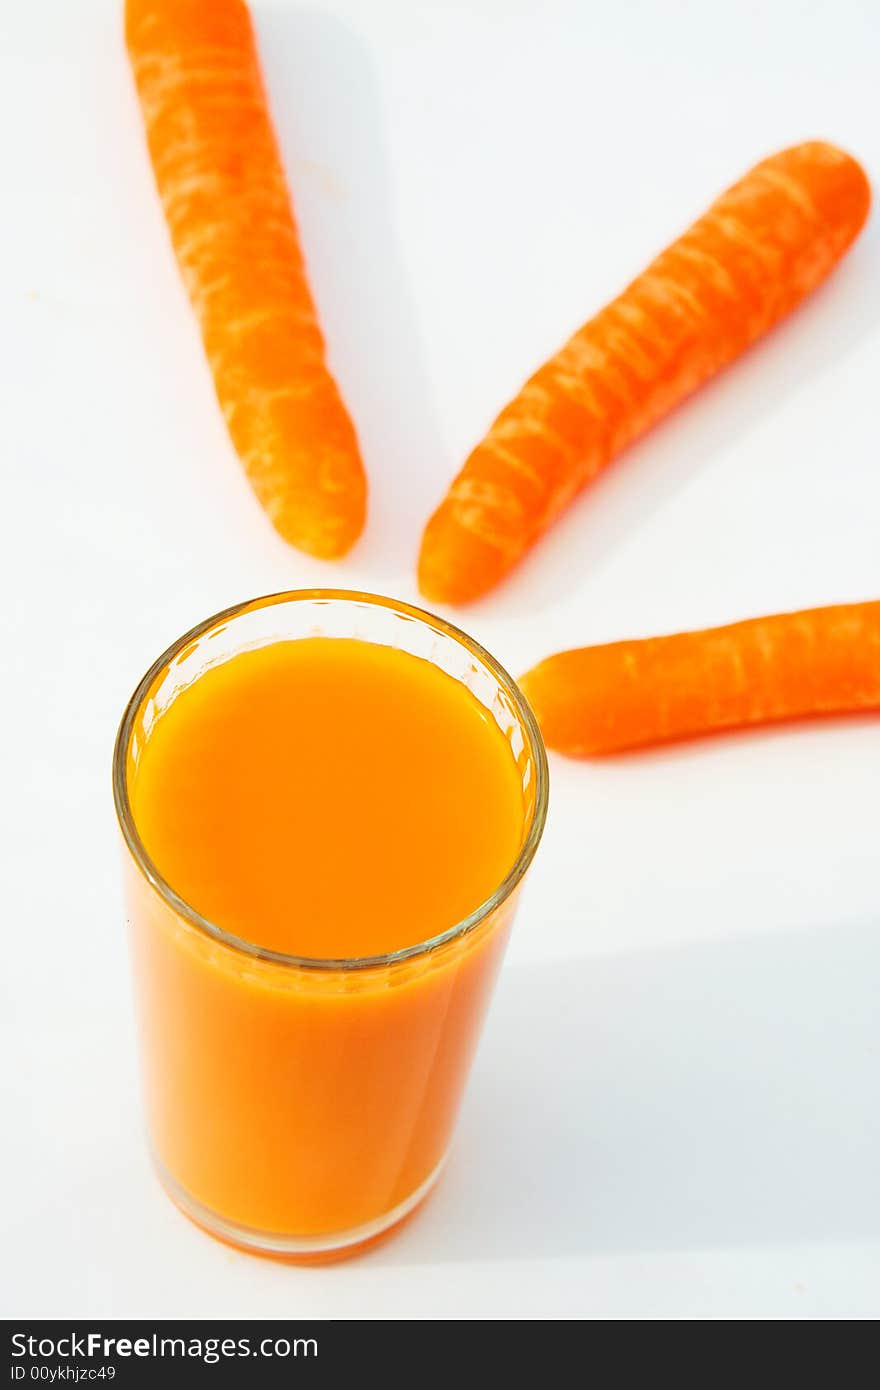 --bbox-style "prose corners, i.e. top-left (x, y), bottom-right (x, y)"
top-left (418, 142), bottom-right (870, 603)
top-left (125, 0), bottom-right (366, 558)
top-left (518, 601), bottom-right (880, 757)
